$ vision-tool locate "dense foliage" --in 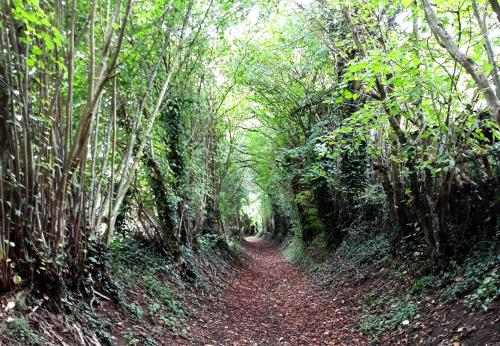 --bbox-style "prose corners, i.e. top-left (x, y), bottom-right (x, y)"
top-left (233, 0), bottom-right (500, 265)
top-left (0, 0), bottom-right (257, 294)
top-left (0, 0), bottom-right (498, 306)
